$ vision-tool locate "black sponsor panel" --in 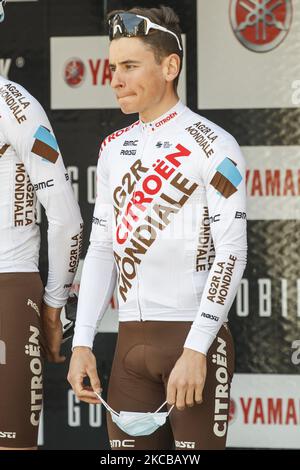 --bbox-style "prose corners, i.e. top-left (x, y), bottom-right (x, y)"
top-left (0, 1), bottom-right (46, 103)
top-left (230, 220), bottom-right (300, 374)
